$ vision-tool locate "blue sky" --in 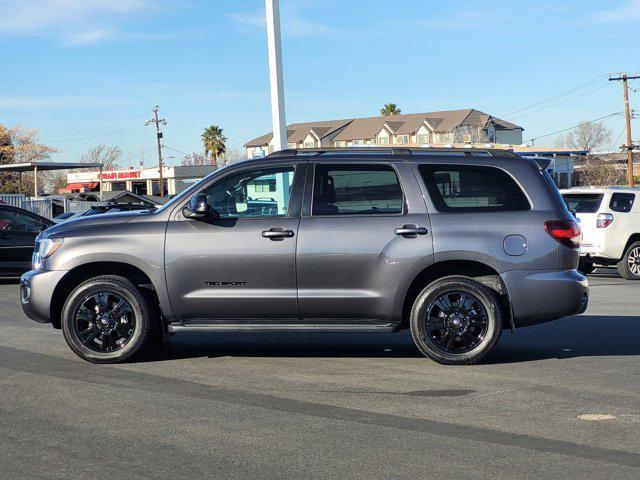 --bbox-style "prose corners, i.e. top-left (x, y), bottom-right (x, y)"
top-left (1, 0), bottom-right (639, 166)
